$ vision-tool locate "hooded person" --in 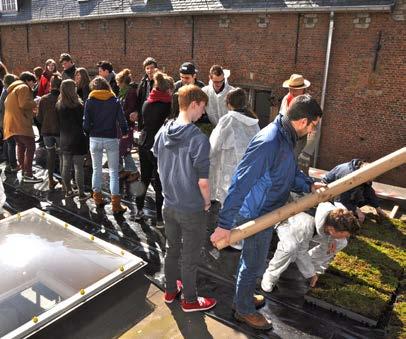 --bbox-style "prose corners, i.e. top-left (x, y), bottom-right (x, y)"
top-left (83, 76), bottom-right (128, 213)
top-left (153, 84), bottom-right (217, 313)
top-left (209, 88), bottom-right (260, 205)
top-left (261, 202), bottom-right (360, 293)
top-left (322, 159), bottom-right (386, 222)
top-left (202, 65), bottom-right (234, 126)
top-left (0, 73), bottom-right (19, 172)
top-left (3, 72), bottom-right (42, 183)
